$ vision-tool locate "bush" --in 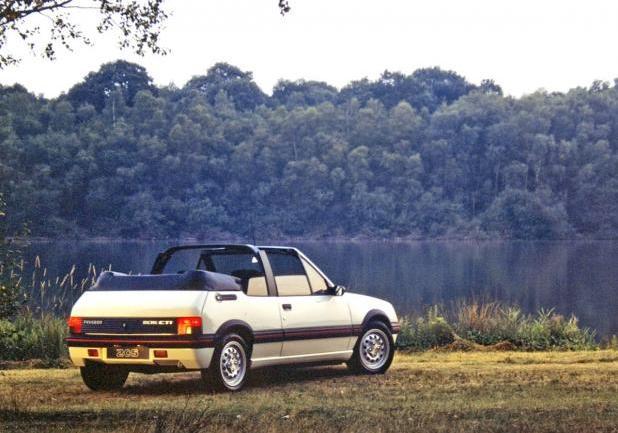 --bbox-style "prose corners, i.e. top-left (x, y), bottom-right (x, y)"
top-left (0, 313), bottom-right (67, 361)
top-left (0, 195), bottom-right (28, 320)
top-left (397, 302), bottom-right (598, 352)
top-left (0, 278), bottom-right (22, 320)
top-left (517, 309), bottom-right (596, 351)
top-left (397, 306), bottom-right (455, 351)
top-left (454, 302), bottom-right (522, 345)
